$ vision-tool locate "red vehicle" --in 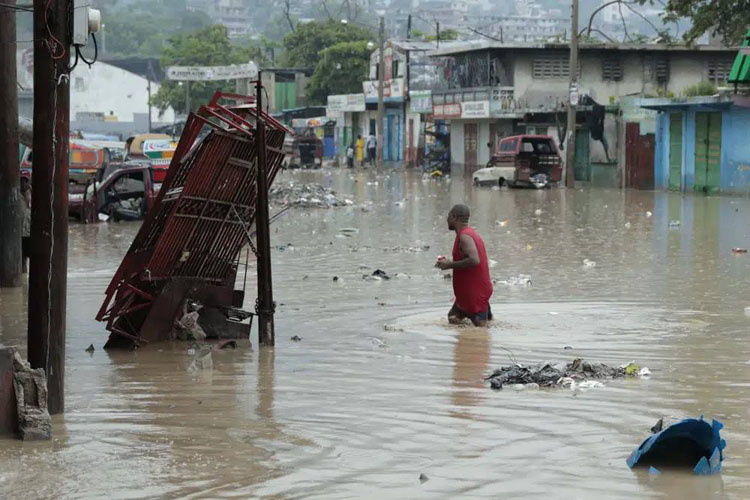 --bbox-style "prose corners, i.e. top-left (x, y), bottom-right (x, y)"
top-left (69, 165), bottom-right (160, 222)
top-left (476, 135), bottom-right (562, 188)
